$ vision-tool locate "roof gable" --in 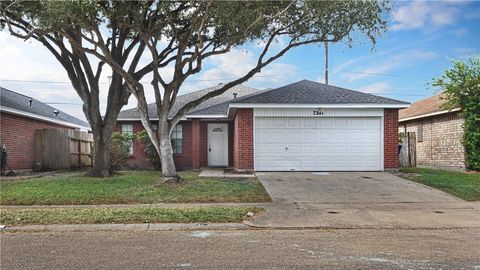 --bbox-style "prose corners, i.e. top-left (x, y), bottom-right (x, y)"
top-left (0, 87), bottom-right (90, 129)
